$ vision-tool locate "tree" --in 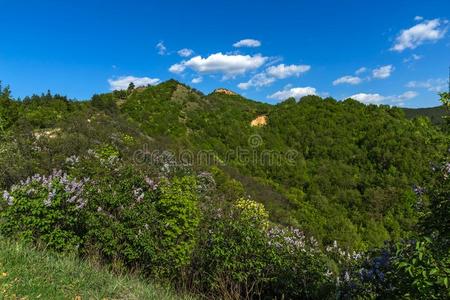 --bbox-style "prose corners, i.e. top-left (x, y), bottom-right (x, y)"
top-left (127, 82), bottom-right (135, 93)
